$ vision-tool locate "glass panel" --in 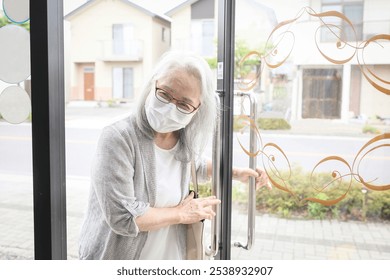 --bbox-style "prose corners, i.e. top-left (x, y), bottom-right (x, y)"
top-left (202, 20), bottom-right (215, 57)
top-left (64, 1), bottom-right (176, 259)
top-left (0, 4), bottom-right (33, 259)
top-left (123, 68), bottom-right (133, 100)
top-left (112, 24), bottom-right (124, 55)
top-left (112, 67), bottom-right (123, 99)
top-left (62, 0), bottom-right (389, 262)
top-left (343, 4), bottom-right (363, 40)
top-left (321, 5), bottom-right (342, 42)
top-left (232, 0), bottom-right (390, 260)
